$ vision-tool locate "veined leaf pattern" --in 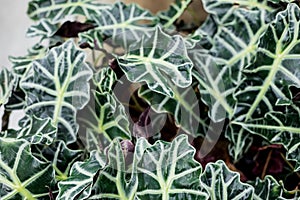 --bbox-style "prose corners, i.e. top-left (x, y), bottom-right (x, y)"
top-left (138, 83), bottom-right (207, 137)
top-left (79, 91), bottom-right (131, 152)
top-left (203, 0), bottom-right (275, 13)
top-left (192, 0), bottom-right (300, 163)
top-left (9, 44), bottom-right (48, 78)
top-left (2, 0), bottom-right (299, 198)
top-left (251, 176), bottom-right (297, 200)
top-left (0, 138), bottom-right (54, 200)
top-left (157, 0), bottom-right (192, 29)
top-left (1, 115), bottom-right (56, 145)
top-left (32, 140), bottom-right (82, 182)
top-left (194, 0), bottom-right (276, 51)
top-left (190, 0), bottom-right (273, 159)
top-left (234, 4), bottom-right (300, 120)
top-left (232, 111), bottom-right (300, 171)
top-left (0, 68), bottom-right (14, 106)
top-left (79, 2), bottom-right (157, 49)
top-left (229, 4), bottom-right (300, 161)
top-left (118, 27), bottom-right (193, 97)
top-left (91, 135), bottom-right (208, 200)
top-left (78, 29), bottom-right (103, 49)
top-left (27, 0), bottom-right (111, 23)
top-left (79, 135), bottom-right (299, 199)
top-left (26, 19), bottom-right (58, 40)
top-left (200, 160), bottom-right (254, 200)
top-left (90, 138), bottom-right (138, 200)
top-left (20, 40), bottom-right (93, 144)
top-left (136, 135), bottom-right (208, 200)
top-left (6, 45), bottom-right (47, 110)
top-left (193, 0), bottom-right (271, 121)
top-left (192, 57), bottom-right (230, 122)
top-left (93, 67), bottom-right (117, 94)
top-left (57, 151), bottom-right (106, 200)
